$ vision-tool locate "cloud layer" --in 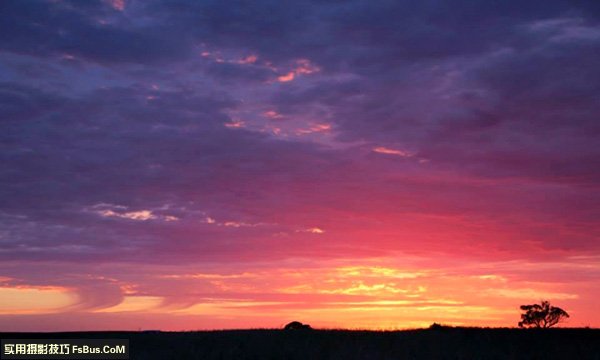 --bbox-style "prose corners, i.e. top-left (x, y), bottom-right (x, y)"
top-left (0, 0), bottom-right (599, 330)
